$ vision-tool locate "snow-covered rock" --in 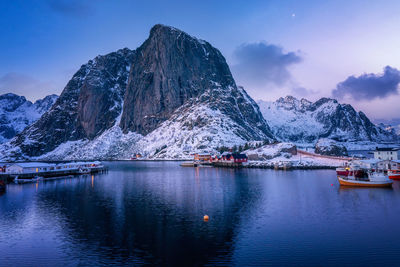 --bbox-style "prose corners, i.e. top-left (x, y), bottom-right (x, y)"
top-left (244, 142), bottom-right (297, 160)
top-left (315, 138), bottom-right (348, 156)
top-left (257, 95), bottom-right (398, 144)
top-left (0, 93), bottom-right (57, 143)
